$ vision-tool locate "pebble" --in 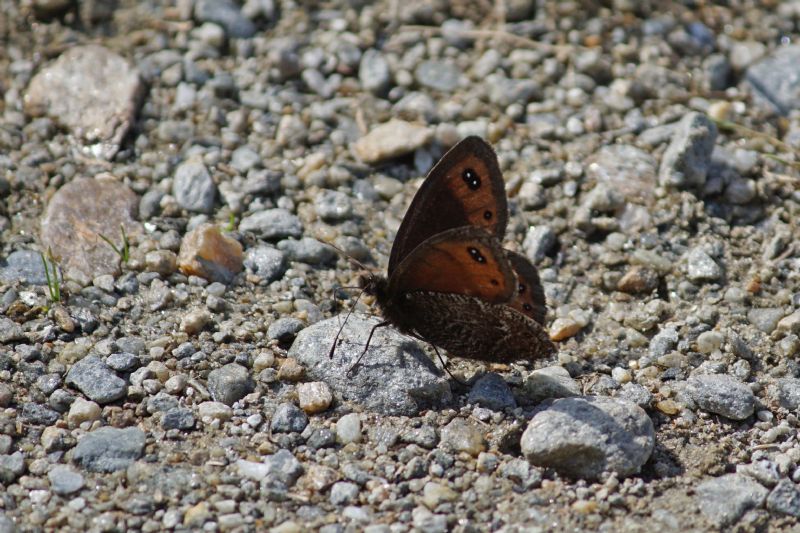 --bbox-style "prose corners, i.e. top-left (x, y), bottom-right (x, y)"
top-left (414, 60), bottom-right (461, 92)
top-left (768, 378), bottom-right (800, 410)
top-left (289, 316), bottom-right (451, 416)
top-left (276, 357), bottom-right (304, 381)
top-left (72, 426), bottom-right (146, 472)
top-left (422, 481), bottom-right (458, 509)
top-left (105, 352), bottom-right (138, 372)
top-left (65, 356), bottom-right (127, 404)
top-left (207, 363), bottom-right (253, 406)
top-left (243, 245), bottom-right (287, 282)
top-left (684, 374), bottom-right (755, 420)
top-left (314, 190), bottom-right (353, 222)
top-left (521, 396), bottom-right (655, 479)
top-left (439, 418), bottom-right (485, 457)
top-left (23, 45), bottom-right (144, 159)
top-left (586, 145), bottom-right (657, 203)
top-left (521, 366), bottom-right (581, 404)
top-left (194, 0), bottom-right (256, 38)
top-left (276, 238), bottom-right (336, 265)
top-left (270, 402), bottom-right (308, 433)
top-left (40, 177), bottom-right (141, 285)
top-left (0, 452), bottom-right (26, 483)
top-left (239, 209), bottom-right (303, 240)
top-left (173, 159), bottom-right (217, 213)
top-left (658, 112), bottom-right (718, 189)
top-left (467, 373), bottom-right (516, 411)
top-left (685, 248), bottom-right (722, 283)
top-left (359, 49), bottom-right (391, 95)
top-left (297, 382), bottom-right (333, 414)
top-left (162, 408), bottom-right (195, 430)
top-left (522, 226), bottom-right (556, 263)
top-left (747, 307), bottom-right (786, 334)
top-left (336, 413), bottom-right (362, 444)
top-left (351, 120), bottom-right (434, 164)
top-left (696, 474), bottom-right (768, 526)
top-left (177, 224), bottom-right (243, 284)
top-left (67, 397), bottom-right (102, 427)
top-left (197, 401), bottom-right (233, 422)
top-left (766, 479), bottom-right (800, 518)
top-left (746, 44), bottom-right (800, 115)
top-left (0, 250), bottom-right (49, 285)
top-left (330, 482), bottom-right (359, 506)
top-left (48, 465), bottom-right (85, 496)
